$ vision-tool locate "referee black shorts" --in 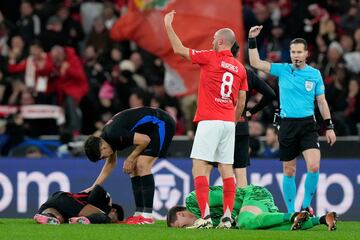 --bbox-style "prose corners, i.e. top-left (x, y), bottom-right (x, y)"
top-left (233, 134), bottom-right (250, 168)
top-left (278, 116), bottom-right (320, 161)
